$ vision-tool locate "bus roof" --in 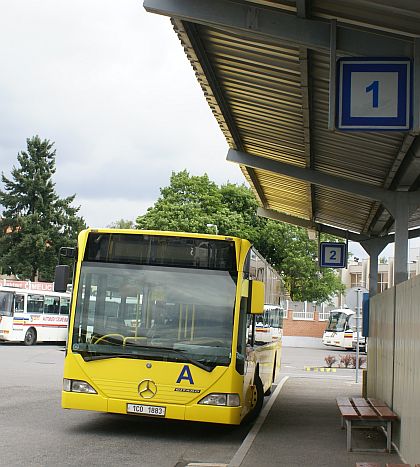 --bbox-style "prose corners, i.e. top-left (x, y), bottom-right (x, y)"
top-left (264, 304), bottom-right (283, 310)
top-left (82, 227), bottom-right (244, 243)
top-left (329, 308), bottom-right (355, 315)
top-left (0, 286), bottom-right (70, 297)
